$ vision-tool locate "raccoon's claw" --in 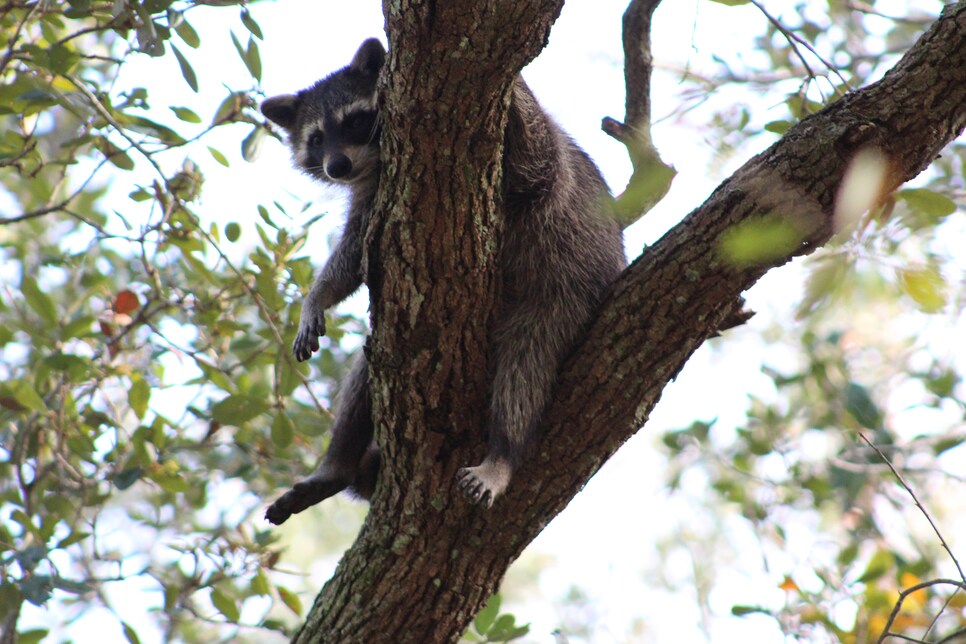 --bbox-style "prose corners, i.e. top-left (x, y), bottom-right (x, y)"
top-left (265, 475), bottom-right (347, 525)
top-left (292, 315), bottom-right (326, 362)
top-left (457, 459), bottom-right (512, 509)
top-left (457, 468), bottom-right (494, 508)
